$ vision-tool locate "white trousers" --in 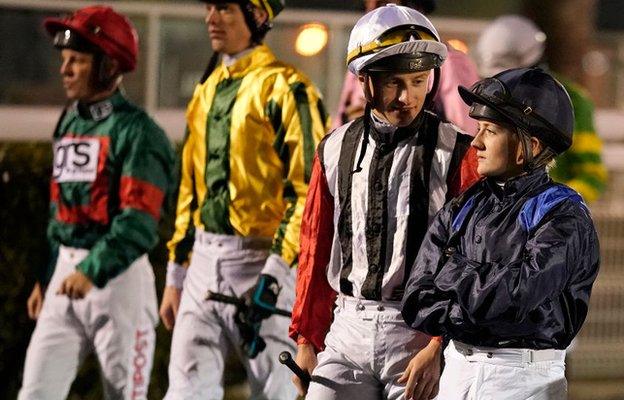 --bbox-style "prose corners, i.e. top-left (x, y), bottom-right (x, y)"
top-left (19, 246), bottom-right (158, 400)
top-left (164, 231), bottom-right (297, 400)
top-left (438, 340), bottom-right (567, 400)
top-left (306, 295), bottom-right (432, 400)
